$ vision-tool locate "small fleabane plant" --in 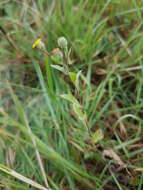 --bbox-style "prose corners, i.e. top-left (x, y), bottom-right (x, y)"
top-left (32, 37), bottom-right (104, 140)
top-left (32, 36), bottom-right (78, 88)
